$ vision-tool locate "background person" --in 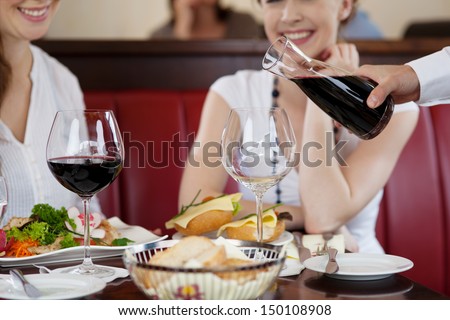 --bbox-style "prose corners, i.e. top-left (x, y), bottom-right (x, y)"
top-left (150, 0), bottom-right (264, 40)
